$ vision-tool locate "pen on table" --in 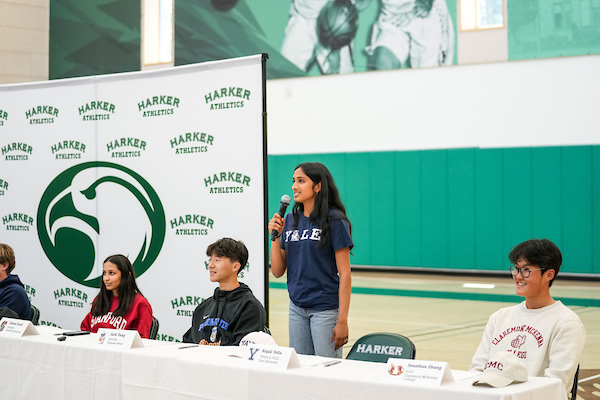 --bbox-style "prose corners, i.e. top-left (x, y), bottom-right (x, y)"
top-left (323, 360), bottom-right (341, 367)
top-left (178, 344), bottom-right (199, 350)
